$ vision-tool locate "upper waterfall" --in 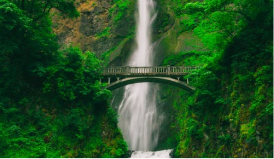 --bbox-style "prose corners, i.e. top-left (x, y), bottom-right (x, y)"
top-left (129, 0), bottom-right (155, 67)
